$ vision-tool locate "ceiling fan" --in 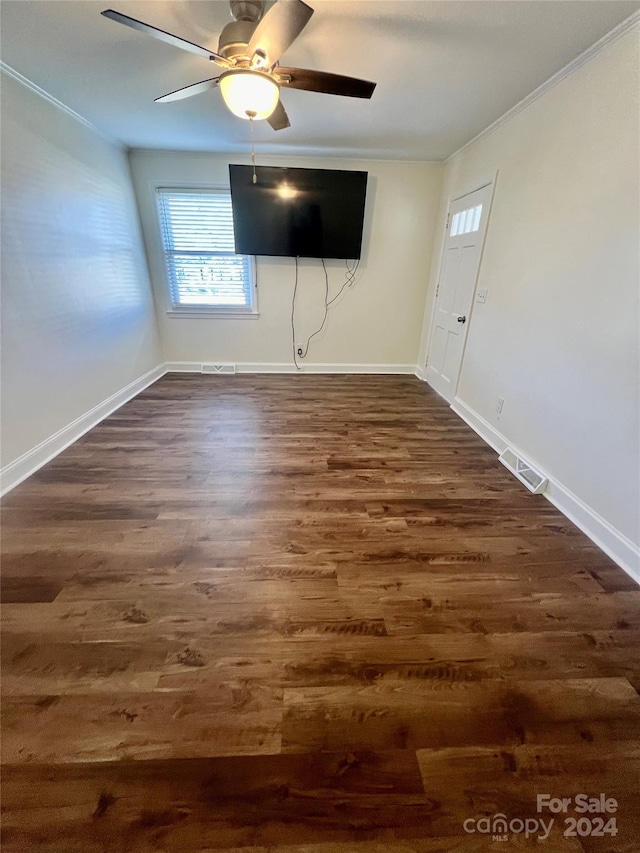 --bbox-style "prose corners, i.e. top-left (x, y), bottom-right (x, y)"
top-left (101, 0), bottom-right (376, 130)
